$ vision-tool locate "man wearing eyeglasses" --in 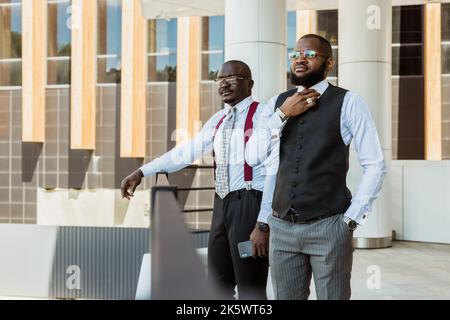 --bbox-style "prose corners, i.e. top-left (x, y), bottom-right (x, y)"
top-left (245, 34), bottom-right (386, 300)
top-left (120, 60), bottom-right (270, 300)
